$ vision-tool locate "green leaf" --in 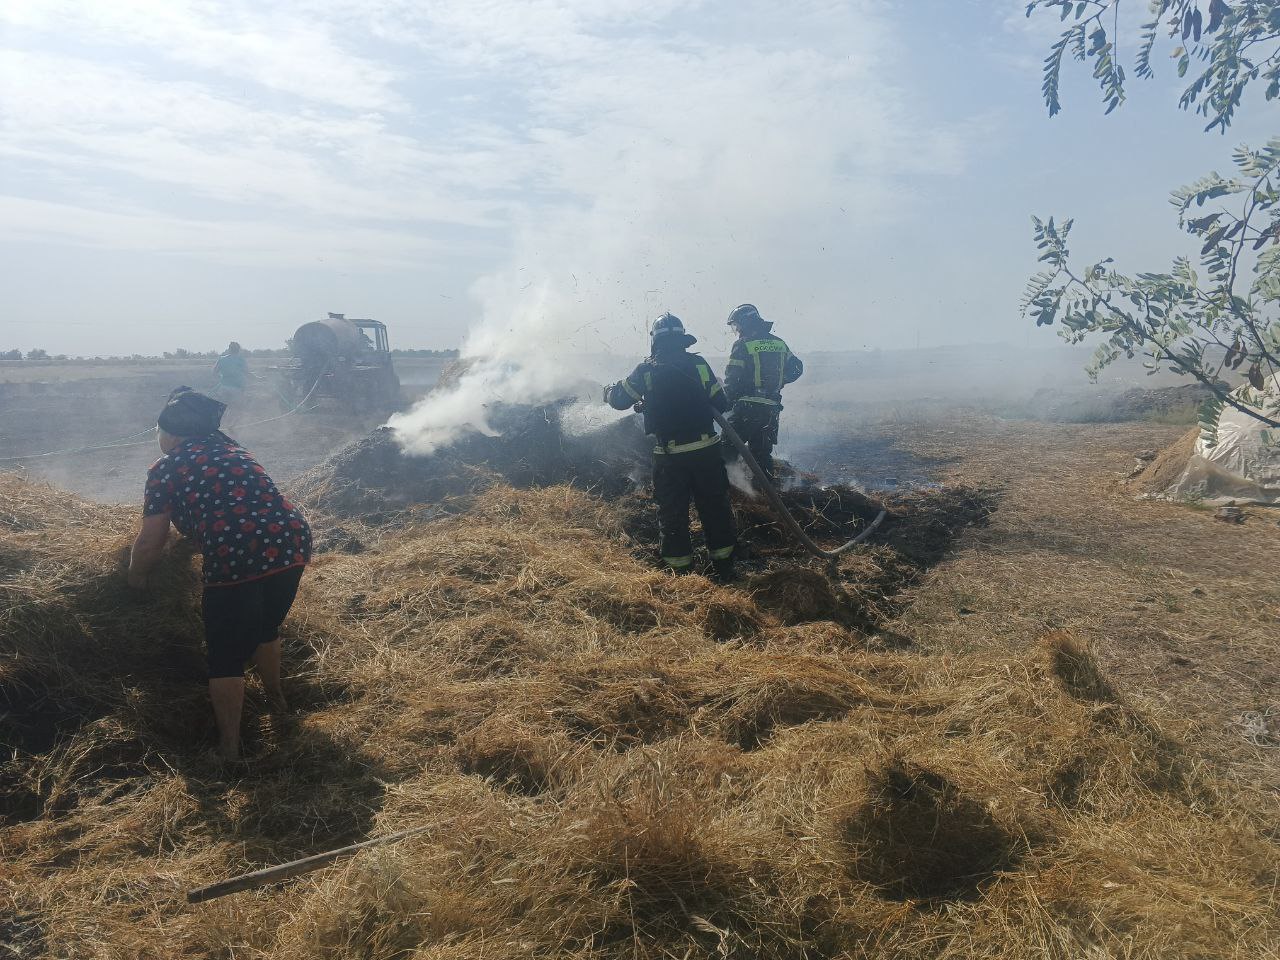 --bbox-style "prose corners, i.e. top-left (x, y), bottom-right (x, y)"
top-left (1201, 226), bottom-right (1228, 253)
top-left (1207, 0), bottom-right (1228, 34)
top-left (1199, 395), bottom-right (1223, 448)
